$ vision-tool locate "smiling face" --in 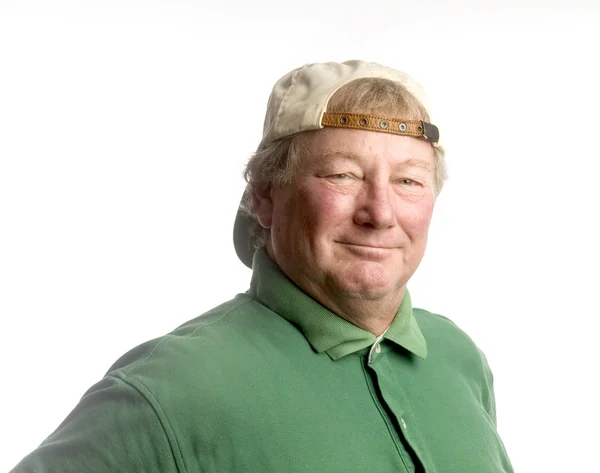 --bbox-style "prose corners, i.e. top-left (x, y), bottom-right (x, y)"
top-left (253, 127), bottom-right (436, 317)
